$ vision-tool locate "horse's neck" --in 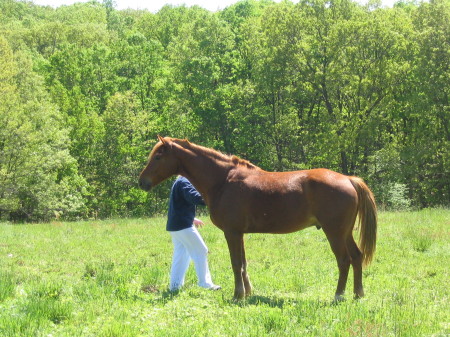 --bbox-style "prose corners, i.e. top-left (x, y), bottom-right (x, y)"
top-left (174, 144), bottom-right (230, 203)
